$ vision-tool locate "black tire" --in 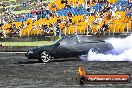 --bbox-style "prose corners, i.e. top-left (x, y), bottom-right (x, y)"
top-left (39, 51), bottom-right (51, 63)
